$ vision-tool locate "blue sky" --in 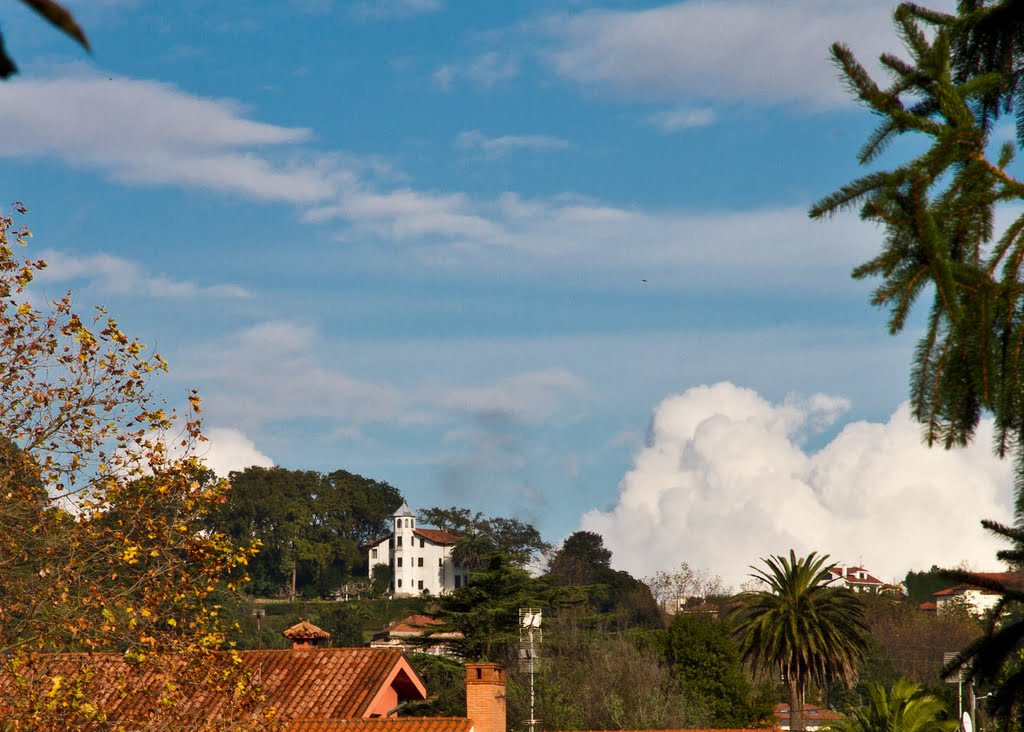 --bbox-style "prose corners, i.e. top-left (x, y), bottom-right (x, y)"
top-left (2, 0), bottom-right (1013, 586)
